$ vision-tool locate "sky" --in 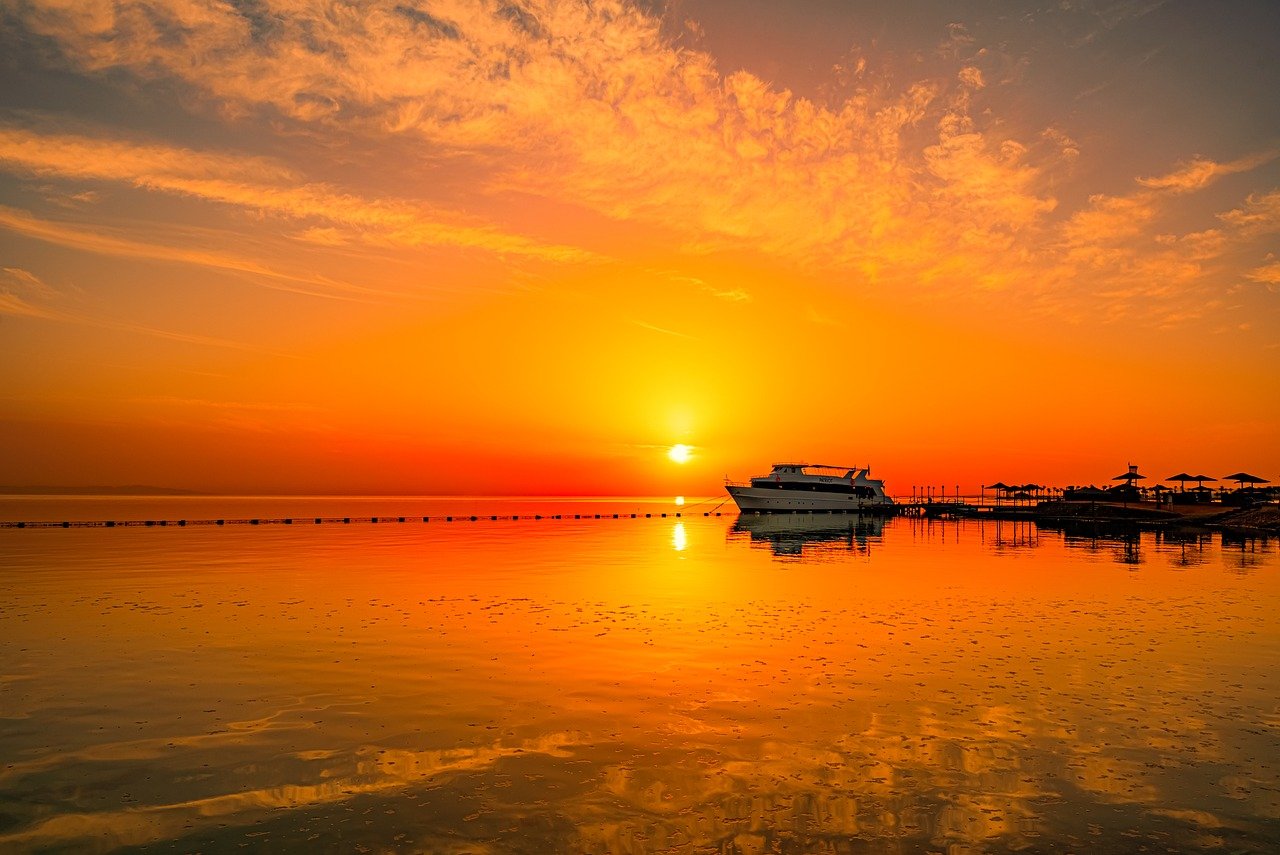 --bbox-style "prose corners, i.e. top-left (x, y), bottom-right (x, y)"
top-left (1, 0), bottom-right (1278, 496)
